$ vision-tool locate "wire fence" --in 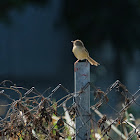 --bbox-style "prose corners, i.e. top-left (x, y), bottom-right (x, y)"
top-left (0, 80), bottom-right (139, 140)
